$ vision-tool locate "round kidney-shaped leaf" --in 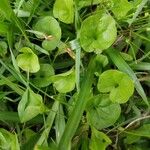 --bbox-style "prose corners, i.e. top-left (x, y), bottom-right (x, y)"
top-left (80, 13), bottom-right (117, 52)
top-left (16, 47), bottom-right (40, 73)
top-left (50, 68), bottom-right (75, 93)
top-left (97, 70), bottom-right (134, 103)
top-left (34, 16), bottom-right (61, 51)
top-left (87, 94), bottom-right (121, 130)
top-left (32, 64), bottom-right (55, 87)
